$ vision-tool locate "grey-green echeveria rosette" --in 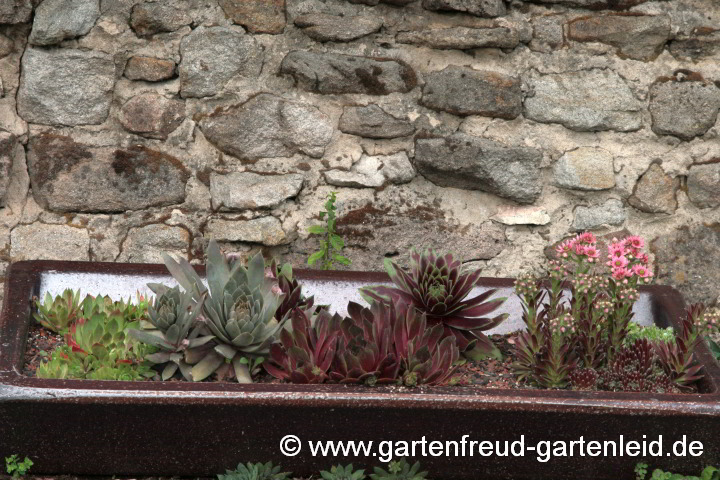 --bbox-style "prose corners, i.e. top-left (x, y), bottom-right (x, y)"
top-left (161, 240), bottom-right (288, 382)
